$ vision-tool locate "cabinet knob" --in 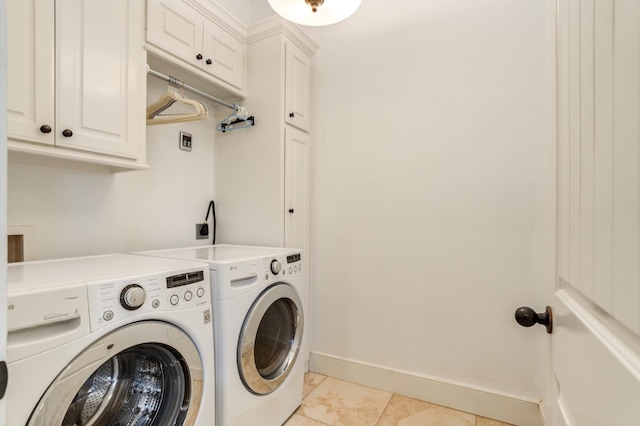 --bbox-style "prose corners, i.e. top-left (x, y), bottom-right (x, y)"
top-left (289, 209), bottom-right (295, 214)
top-left (196, 53), bottom-right (203, 60)
top-left (289, 112), bottom-right (295, 118)
top-left (206, 59), bottom-right (212, 65)
top-left (39, 125), bottom-right (52, 134)
top-left (62, 129), bottom-right (73, 137)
